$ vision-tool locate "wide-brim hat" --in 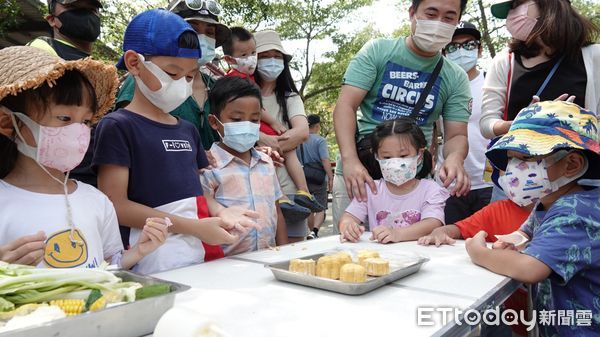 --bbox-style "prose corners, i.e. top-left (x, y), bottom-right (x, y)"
top-left (184, 16), bottom-right (231, 47)
top-left (255, 30), bottom-right (292, 62)
top-left (0, 46), bottom-right (118, 122)
top-left (486, 101), bottom-right (600, 180)
top-left (167, 0), bottom-right (231, 47)
top-left (491, 0), bottom-right (513, 19)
